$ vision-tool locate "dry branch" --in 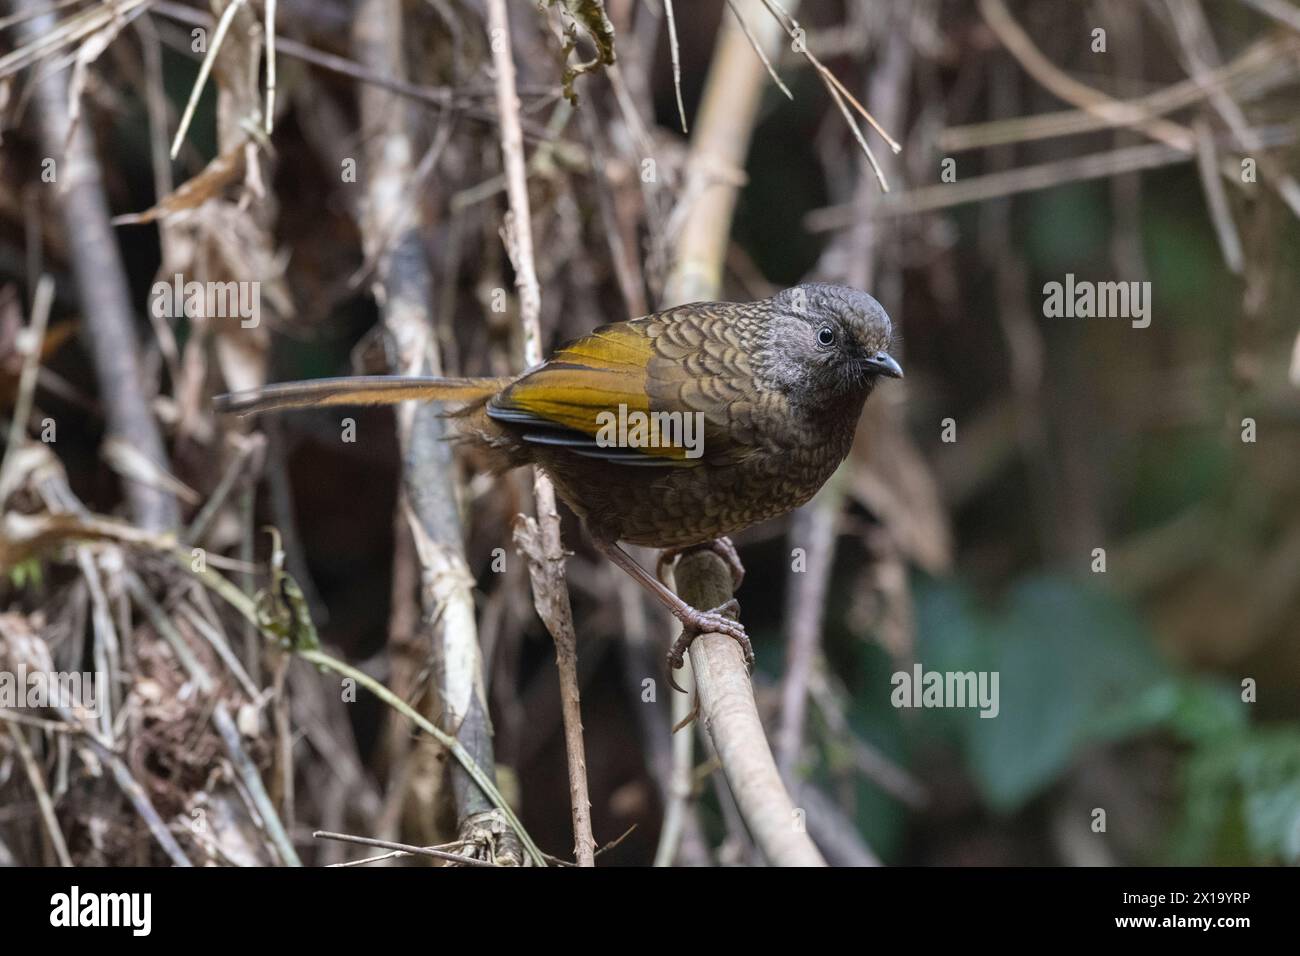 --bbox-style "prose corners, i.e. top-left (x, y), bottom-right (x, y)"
top-left (937, 35), bottom-right (1299, 152)
top-left (979, 0), bottom-right (1300, 217)
top-left (675, 551), bottom-right (824, 866)
top-left (661, 0), bottom-right (825, 867)
top-left (351, 0), bottom-right (512, 863)
top-left (487, 0), bottom-right (596, 867)
top-left (16, 0), bottom-right (177, 531)
top-left (806, 124), bottom-right (1297, 227)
